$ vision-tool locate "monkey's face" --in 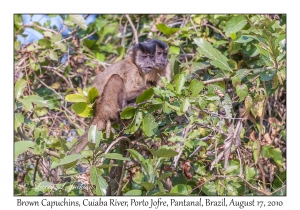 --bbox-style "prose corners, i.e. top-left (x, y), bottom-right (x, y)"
top-left (135, 49), bottom-right (155, 74)
top-left (155, 46), bottom-right (169, 70)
